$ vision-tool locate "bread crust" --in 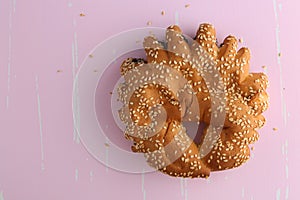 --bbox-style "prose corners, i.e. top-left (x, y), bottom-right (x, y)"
top-left (118, 24), bottom-right (269, 178)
